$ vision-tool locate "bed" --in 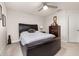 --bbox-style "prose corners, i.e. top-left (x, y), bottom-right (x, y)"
top-left (19, 23), bottom-right (61, 56)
